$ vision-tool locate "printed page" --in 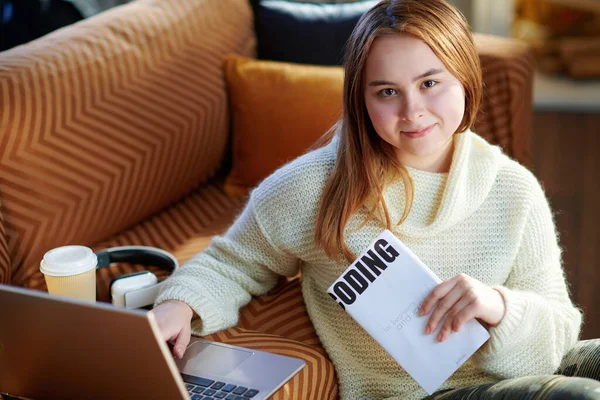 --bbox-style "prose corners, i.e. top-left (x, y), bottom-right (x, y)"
top-left (327, 229), bottom-right (490, 395)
